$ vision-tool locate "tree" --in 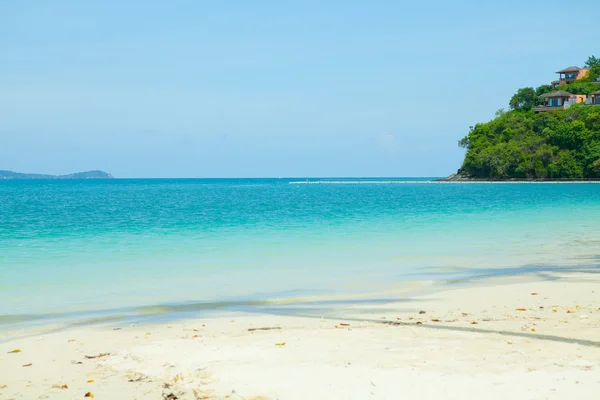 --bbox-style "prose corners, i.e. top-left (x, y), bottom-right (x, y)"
top-left (552, 150), bottom-right (583, 178)
top-left (585, 112), bottom-right (600, 131)
top-left (584, 55), bottom-right (600, 69)
top-left (584, 65), bottom-right (600, 83)
top-left (509, 87), bottom-right (537, 111)
top-left (459, 104), bottom-right (600, 179)
top-left (558, 82), bottom-right (598, 94)
top-left (458, 57), bottom-right (600, 180)
top-left (592, 159), bottom-right (600, 177)
top-left (535, 84), bottom-right (552, 97)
